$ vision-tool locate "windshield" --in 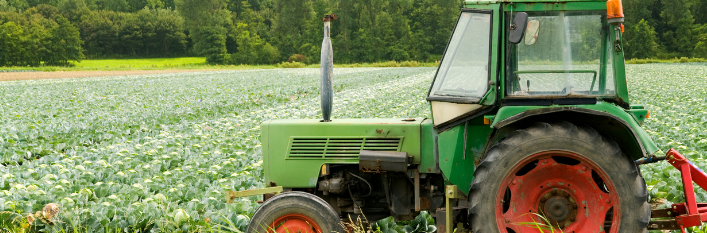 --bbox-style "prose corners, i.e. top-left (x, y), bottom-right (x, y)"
top-left (507, 11), bottom-right (614, 97)
top-left (429, 11), bottom-right (492, 102)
